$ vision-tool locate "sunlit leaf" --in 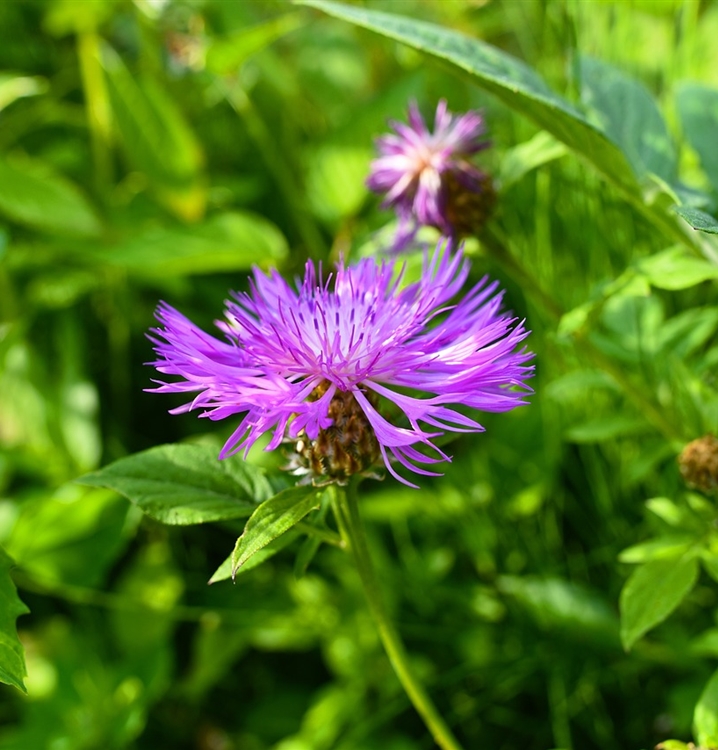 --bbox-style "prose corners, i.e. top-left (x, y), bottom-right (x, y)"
top-left (78, 444), bottom-right (274, 525)
top-left (695, 668), bottom-right (718, 749)
top-left (619, 556), bottom-right (699, 650)
top-left (638, 246), bottom-right (718, 289)
top-left (231, 486), bottom-right (322, 576)
top-left (0, 545), bottom-right (29, 693)
top-left (0, 73), bottom-right (47, 113)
